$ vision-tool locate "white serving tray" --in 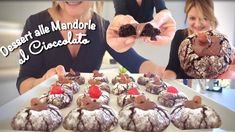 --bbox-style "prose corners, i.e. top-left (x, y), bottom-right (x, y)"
top-left (0, 73), bottom-right (234, 132)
